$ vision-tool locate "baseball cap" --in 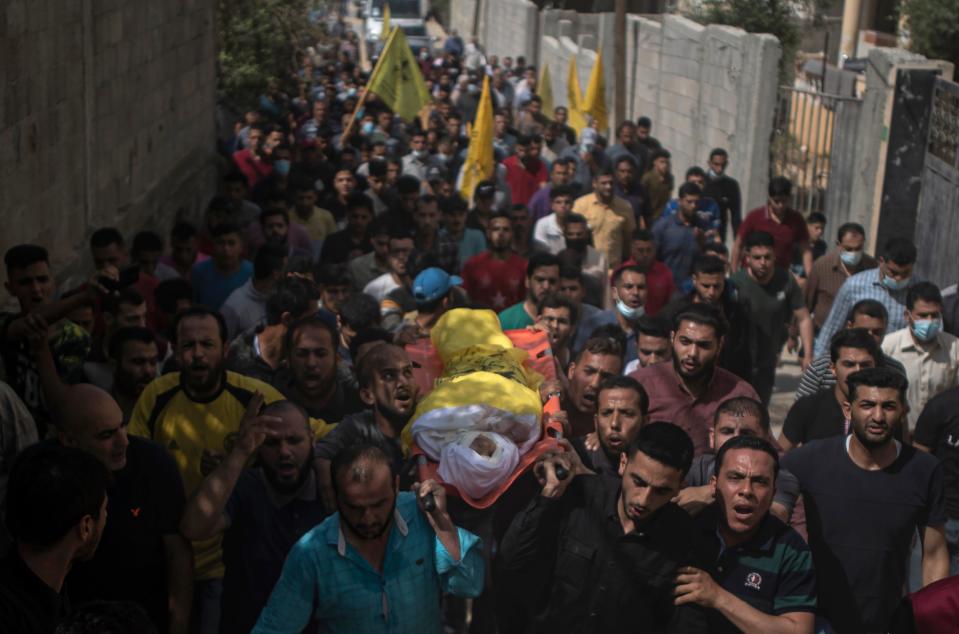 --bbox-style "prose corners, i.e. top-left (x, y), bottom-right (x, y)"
top-left (412, 268), bottom-right (462, 305)
top-left (474, 182), bottom-right (496, 200)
